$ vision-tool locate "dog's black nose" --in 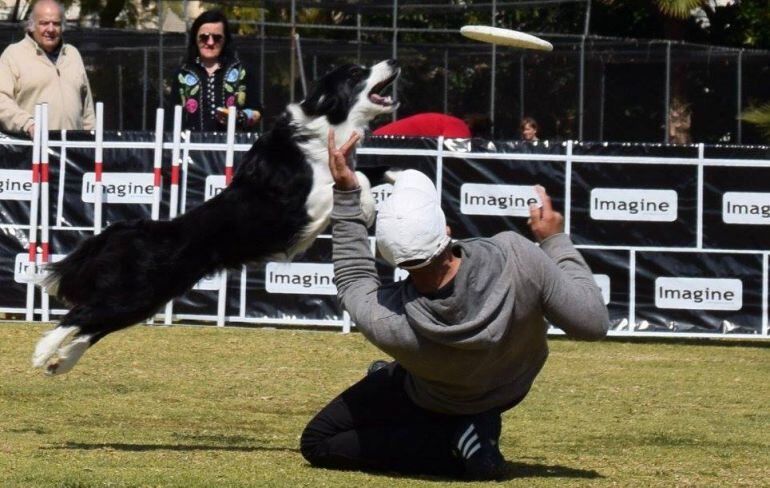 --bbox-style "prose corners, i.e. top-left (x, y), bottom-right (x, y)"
top-left (387, 59), bottom-right (399, 68)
